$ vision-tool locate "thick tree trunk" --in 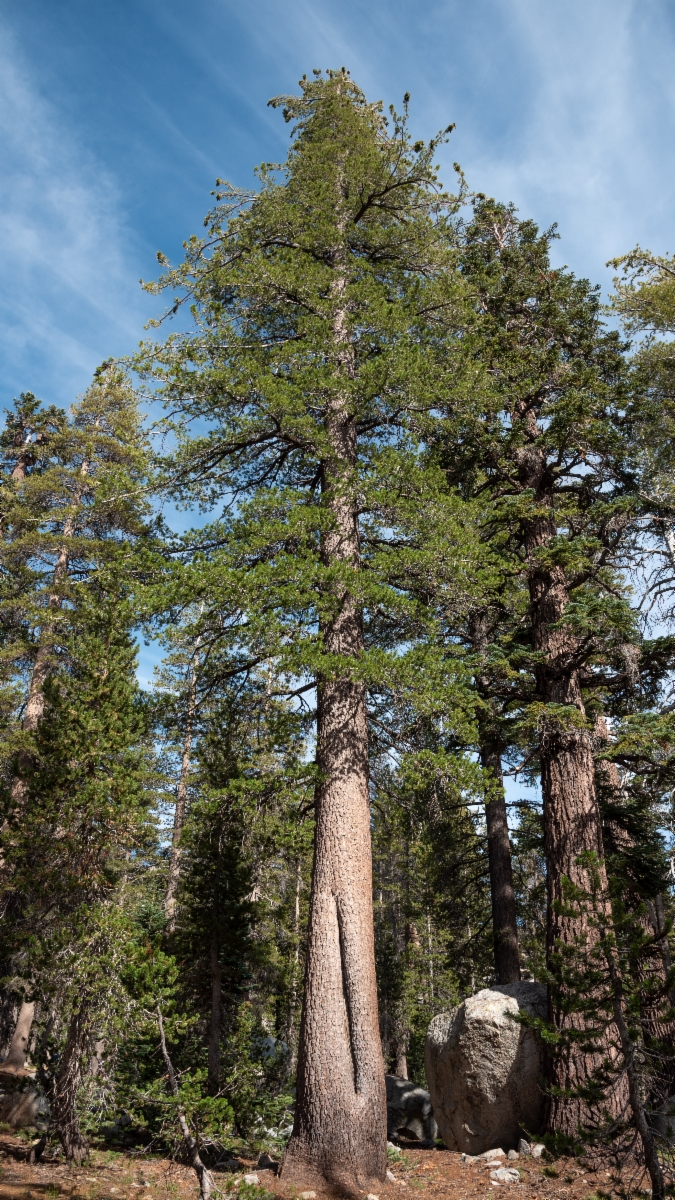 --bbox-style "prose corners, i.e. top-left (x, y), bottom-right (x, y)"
top-left (517, 442), bottom-right (619, 1135)
top-left (53, 1003), bottom-right (89, 1164)
top-left (1, 1000), bottom-right (35, 1071)
top-left (281, 239), bottom-right (386, 1192)
top-left (282, 665), bottom-right (386, 1191)
top-left (541, 716), bottom-right (616, 1133)
top-left (207, 929), bottom-right (221, 1096)
top-left (481, 743), bottom-right (520, 984)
